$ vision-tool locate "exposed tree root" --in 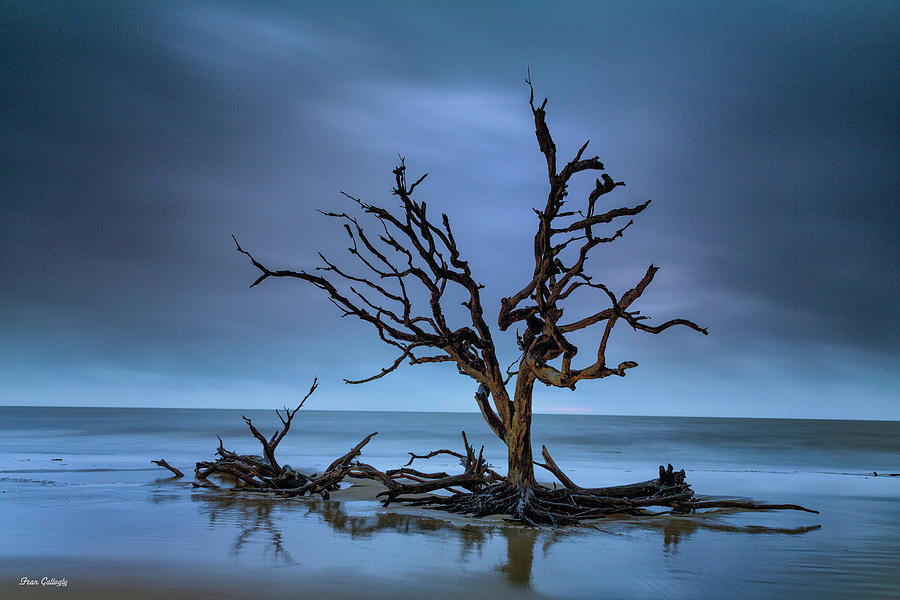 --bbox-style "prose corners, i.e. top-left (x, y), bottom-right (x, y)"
top-left (675, 500), bottom-right (819, 514)
top-left (347, 433), bottom-right (819, 526)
